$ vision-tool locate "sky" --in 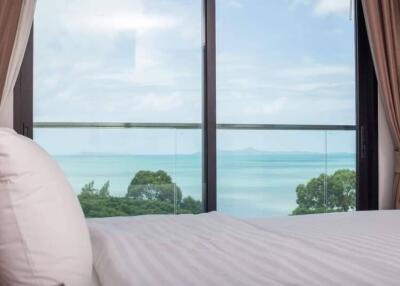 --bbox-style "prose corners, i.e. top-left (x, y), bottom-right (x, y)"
top-left (33, 0), bottom-right (356, 155)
